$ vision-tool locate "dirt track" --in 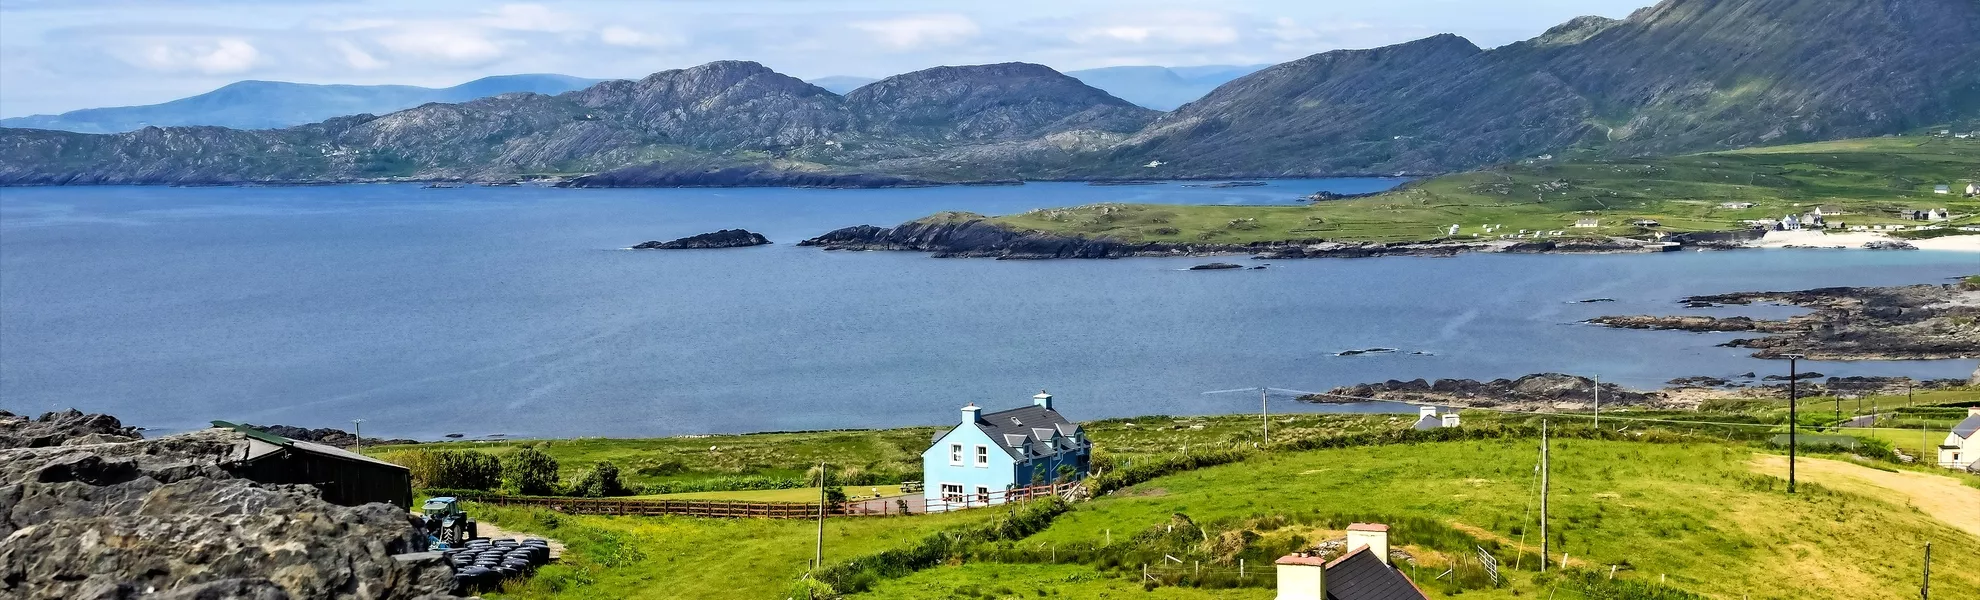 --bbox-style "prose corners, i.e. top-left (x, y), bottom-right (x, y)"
top-left (1750, 454), bottom-right (1980, 538)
